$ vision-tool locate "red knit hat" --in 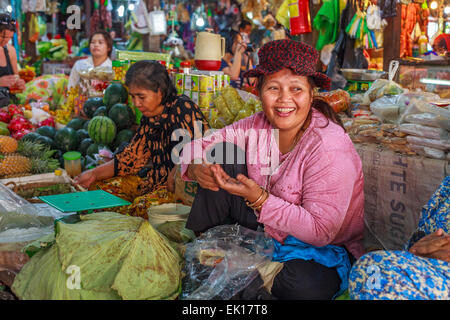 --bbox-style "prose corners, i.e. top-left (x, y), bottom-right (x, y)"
top-left (243, 39), bottom-right (331, 91)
